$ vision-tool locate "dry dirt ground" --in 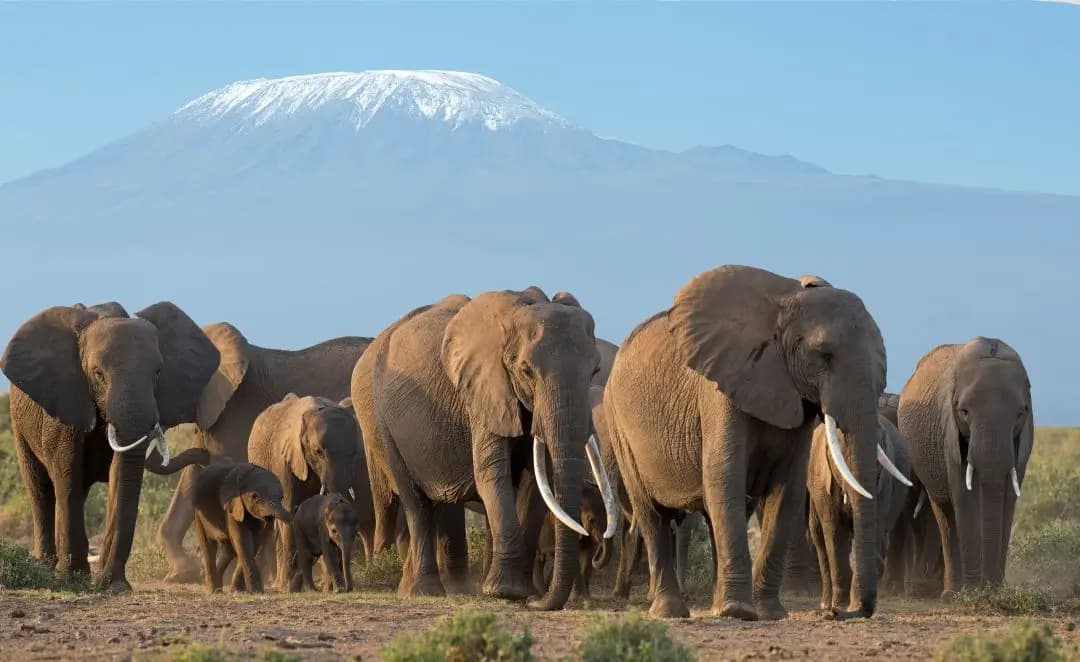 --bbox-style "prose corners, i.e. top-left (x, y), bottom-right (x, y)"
top-left (0, 585), bottom-right (1077, 661)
